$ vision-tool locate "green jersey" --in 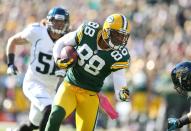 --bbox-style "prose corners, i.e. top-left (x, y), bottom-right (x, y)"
top-left (65, 21), bottom-right (130, 92)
